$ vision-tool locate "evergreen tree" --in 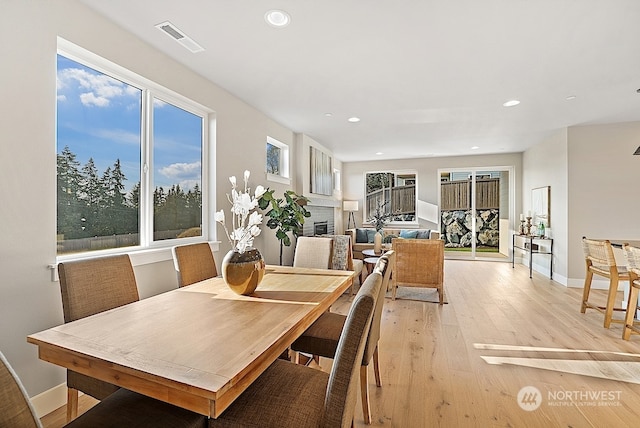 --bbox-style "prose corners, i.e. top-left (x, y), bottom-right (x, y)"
top-left (56, 146), bottom-right (202, 247)
top-left (56, 146), bottom-right (82, 239)
top-left (79, 158), bottom-right (101, 238)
